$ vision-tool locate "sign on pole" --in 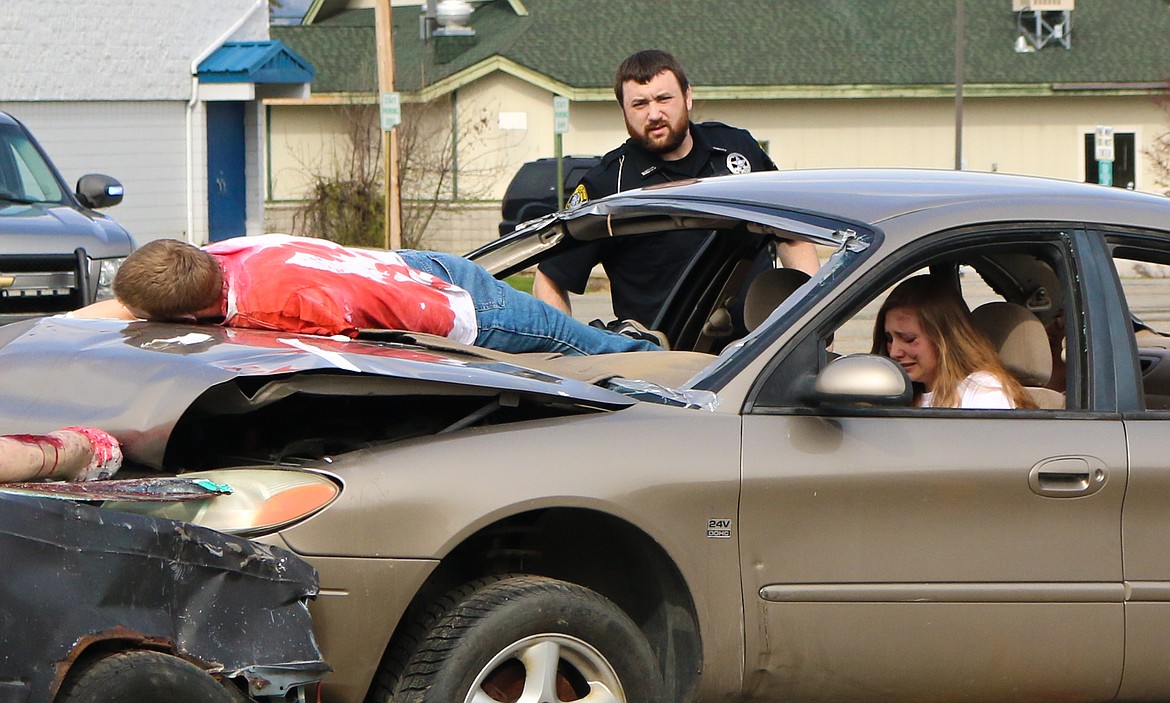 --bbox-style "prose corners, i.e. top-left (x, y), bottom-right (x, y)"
top-left (380, 92), bottom-right (401, 131)
top-left (553, 96), bottom-right (569, 207)
top-left (1094, 126), bottom-right (1114, 162)
top-left (553, 96), bottom-right (569, 135)
top-left (1095, 125), bottom-right (1114, 187)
